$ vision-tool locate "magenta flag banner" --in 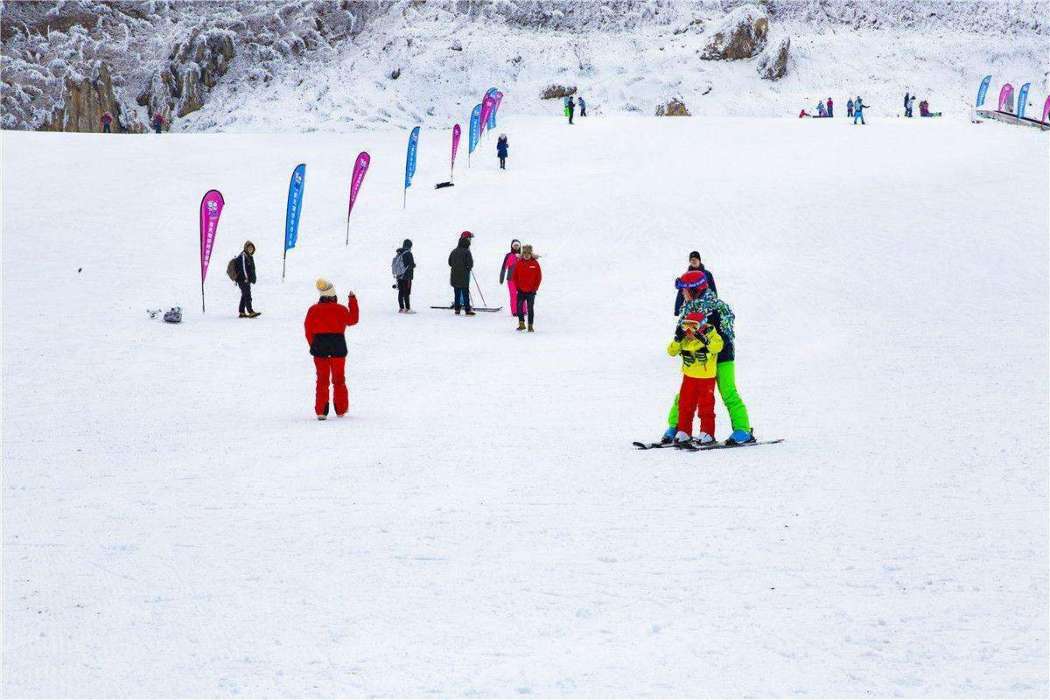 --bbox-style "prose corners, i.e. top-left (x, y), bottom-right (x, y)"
top-left (451, 124), bottom-right (461, 178)
top-left (998, 83), bottom-right (1014, 112)
top-left (346, 151), bottom-right (370, 245)
top-left (494, 91), bottom-right (504, 117)
top-left (479, 94), bottom-right (496, 138)
top-left (1042, 95), bottom-right (1050, 124)
top-left (199, 189), bottom-right (224, 312)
